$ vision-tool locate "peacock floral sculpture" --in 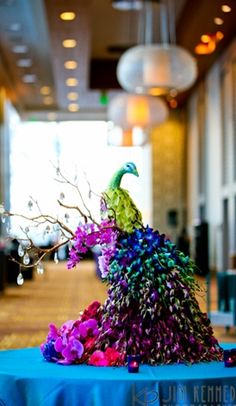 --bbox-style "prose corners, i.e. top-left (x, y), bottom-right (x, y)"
top-left (2, 162), bottom-right (223, 366)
